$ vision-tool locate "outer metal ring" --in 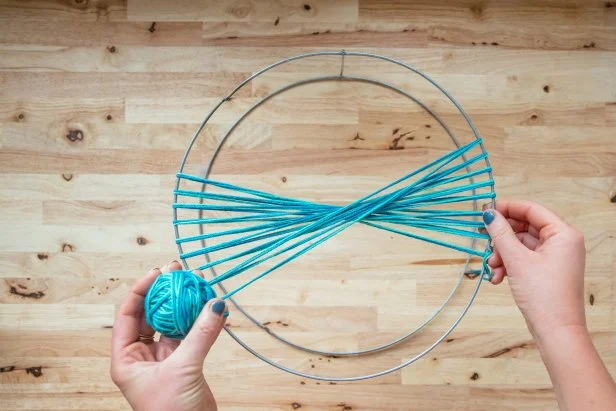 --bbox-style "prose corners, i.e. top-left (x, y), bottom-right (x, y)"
top-left (173, 51), bottom-right (495, 381)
